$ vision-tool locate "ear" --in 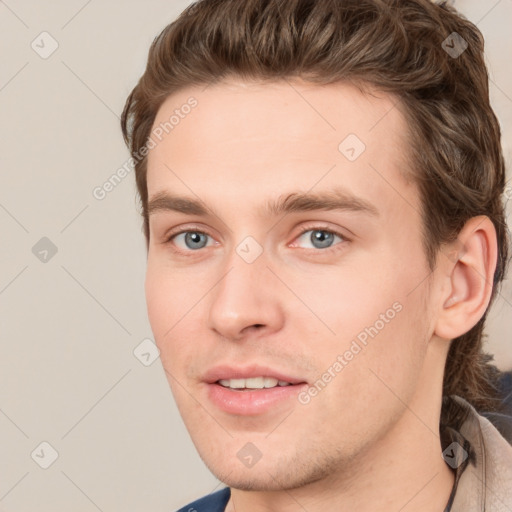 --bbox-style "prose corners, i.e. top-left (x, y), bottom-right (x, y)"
top-left (434, 216), bottom-right (498, 340)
